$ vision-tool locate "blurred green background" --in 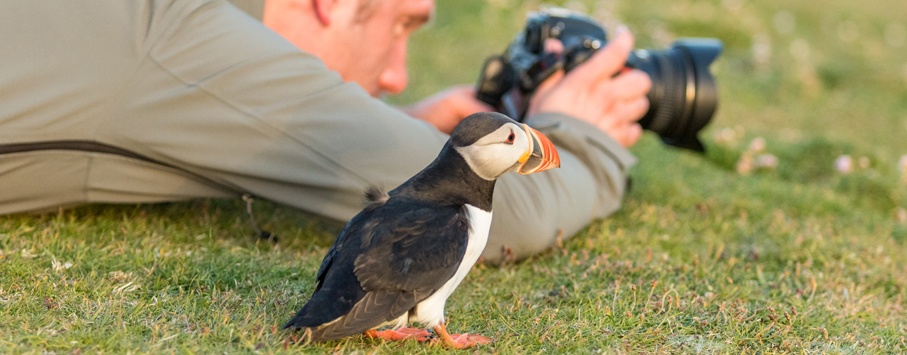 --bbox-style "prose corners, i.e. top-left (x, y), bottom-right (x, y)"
top-left (2, 0), bottom-right (906, 353)
top-left (392, 0), bottom-right (907, 223)
top-left (399, 0), bottom-right (907, 159)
